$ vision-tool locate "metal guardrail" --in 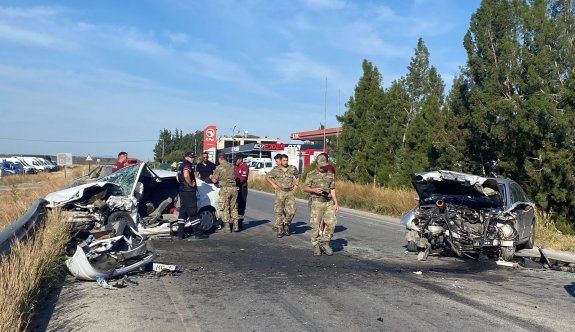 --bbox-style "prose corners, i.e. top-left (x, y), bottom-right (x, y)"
top-left (0, 198), bottom-right (47, 256)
